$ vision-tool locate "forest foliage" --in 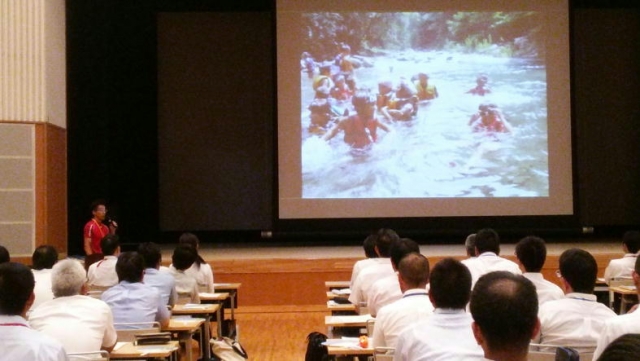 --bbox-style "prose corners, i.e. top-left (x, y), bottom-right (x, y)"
top-left (302, 12), bottom-right (542, 60)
